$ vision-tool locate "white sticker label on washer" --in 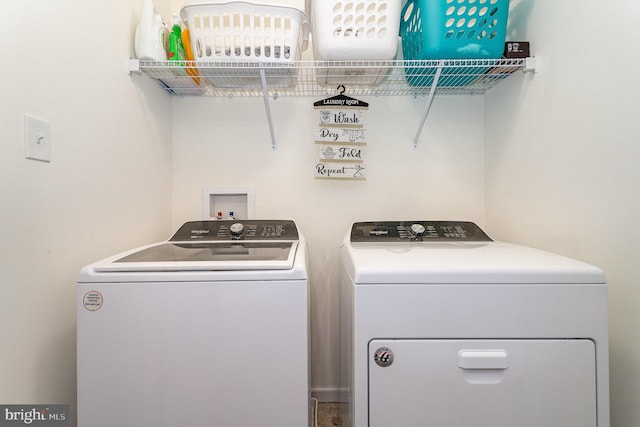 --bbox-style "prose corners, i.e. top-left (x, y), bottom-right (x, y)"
top-left (83, 291), bottom-right (103, 311)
